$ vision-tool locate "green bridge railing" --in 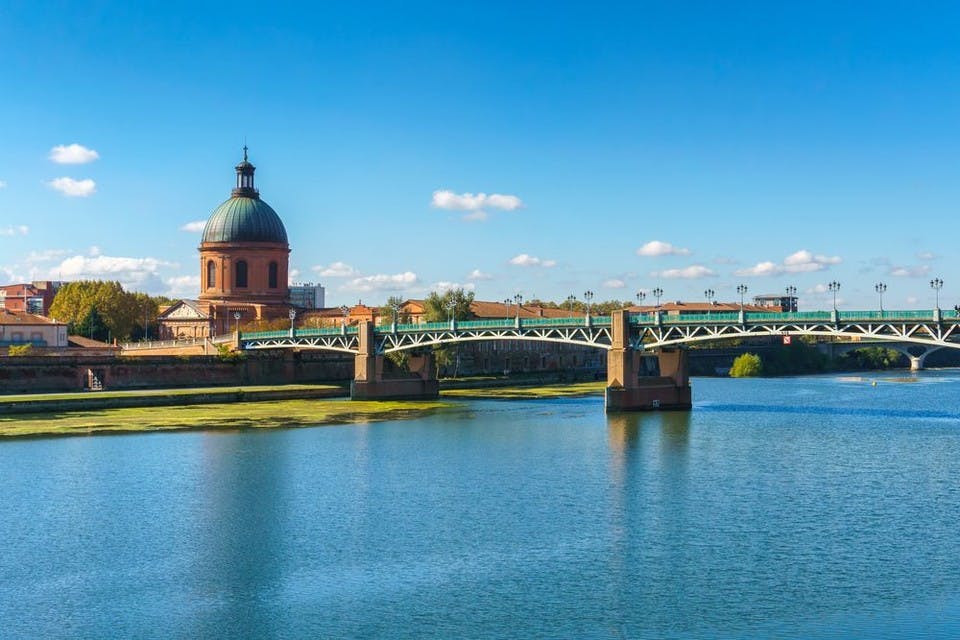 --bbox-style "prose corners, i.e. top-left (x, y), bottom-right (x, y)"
top-left (239, 309), bottom-right (958, 341)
